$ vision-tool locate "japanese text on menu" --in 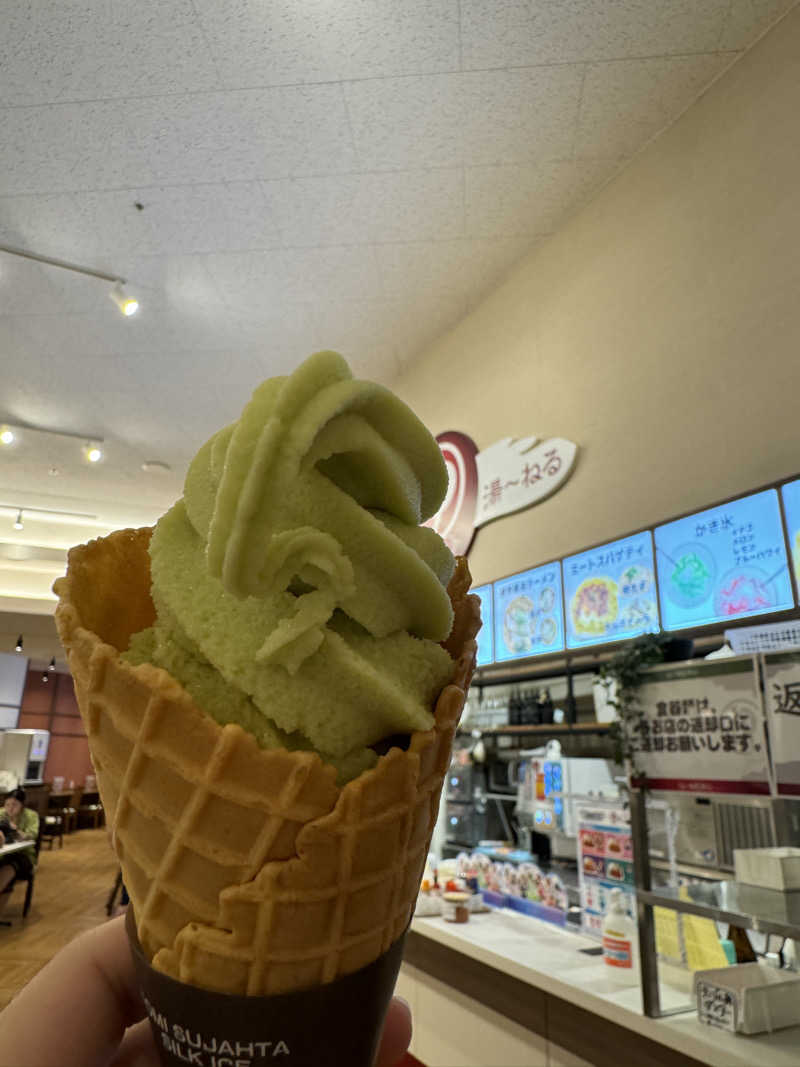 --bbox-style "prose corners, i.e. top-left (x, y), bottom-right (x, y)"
top-left (563, 531), bottom-right (659, 649)
top-left (492, 563), bottom-right (565, 661)
top-left (654, 489), bottom-right (793, 631)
